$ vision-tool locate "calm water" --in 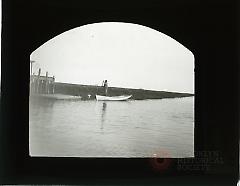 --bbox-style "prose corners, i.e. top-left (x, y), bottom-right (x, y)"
top-left (29, 97), bottom-right (194, 157)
